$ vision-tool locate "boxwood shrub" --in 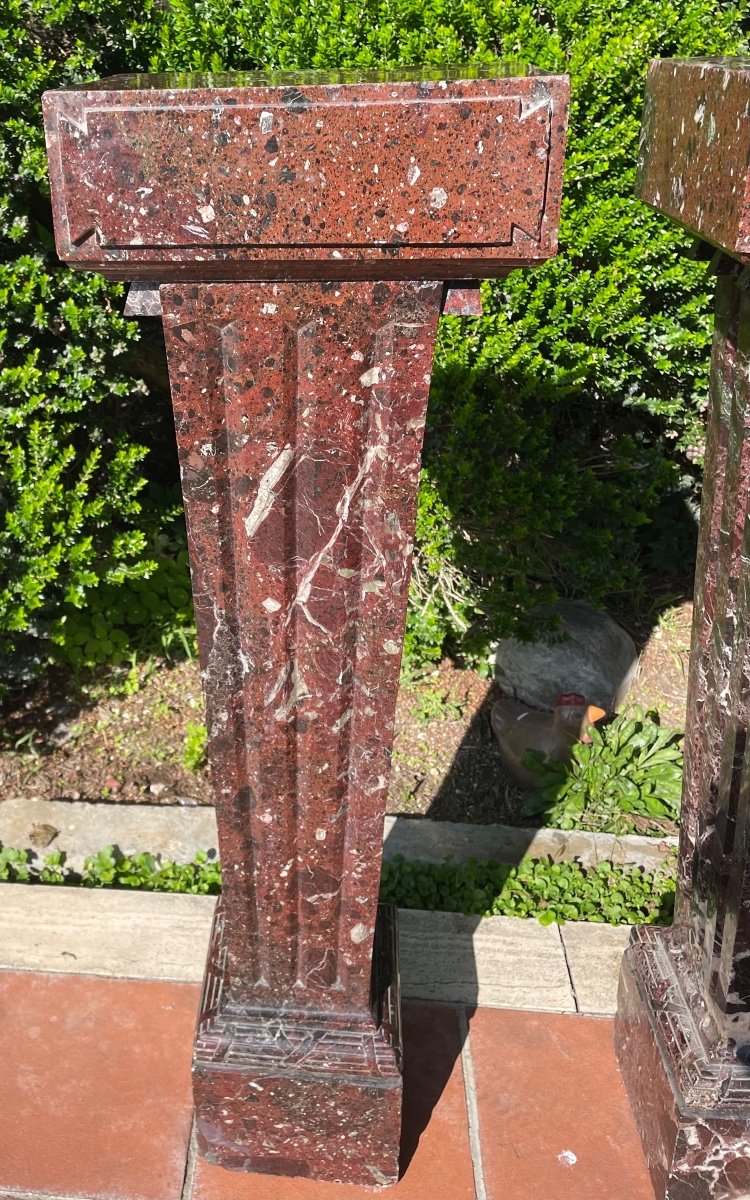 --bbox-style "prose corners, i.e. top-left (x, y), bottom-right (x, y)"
top-left (1, 0), bottom-right (745, 683)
